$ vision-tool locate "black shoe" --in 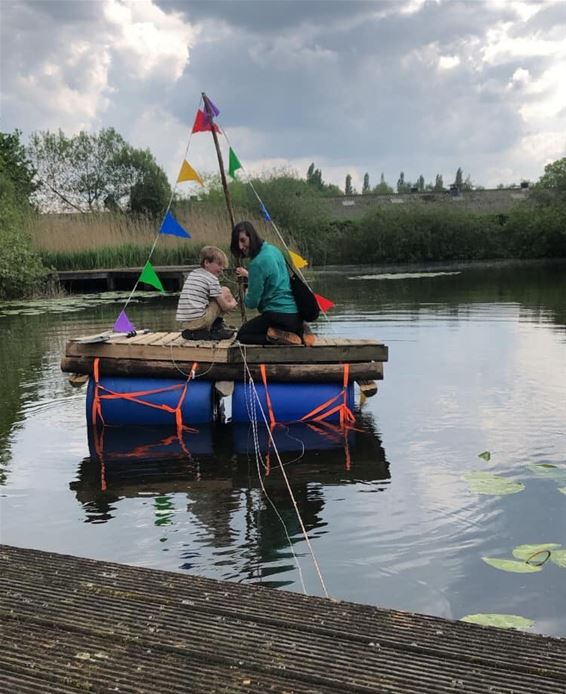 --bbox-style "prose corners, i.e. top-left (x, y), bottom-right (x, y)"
top-left (212, 317), bottom-right (236, 332)
top-left (182, 328), bottom-right (213, 341)
top-left (210, 326), bottom-right (236, 340)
